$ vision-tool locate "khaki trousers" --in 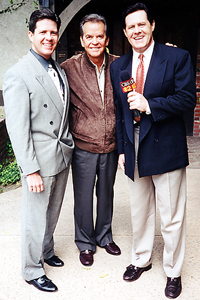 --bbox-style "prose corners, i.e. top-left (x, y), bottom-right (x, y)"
top-left (128, 127), bottom-right (186, 277)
